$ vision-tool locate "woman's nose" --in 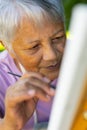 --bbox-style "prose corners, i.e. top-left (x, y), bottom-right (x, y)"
top-left (43, 44), bottom-right (57, 61)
